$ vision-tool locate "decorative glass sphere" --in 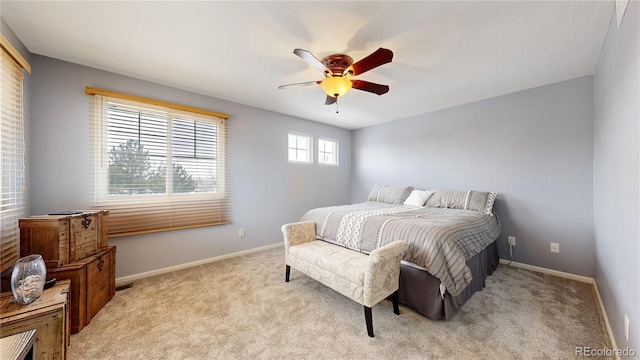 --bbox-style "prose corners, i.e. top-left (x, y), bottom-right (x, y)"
top-left (11, 254), bottom-right (47, 305)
